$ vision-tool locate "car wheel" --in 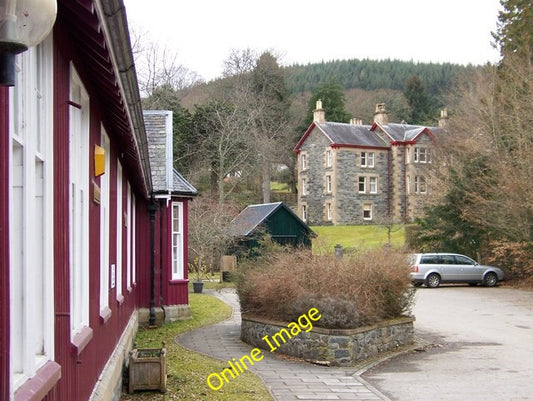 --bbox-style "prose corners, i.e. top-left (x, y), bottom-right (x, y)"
top-left (483, 272), bottom-right (498, 287)
top-left (426, 273), bottom-right (441, 288)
